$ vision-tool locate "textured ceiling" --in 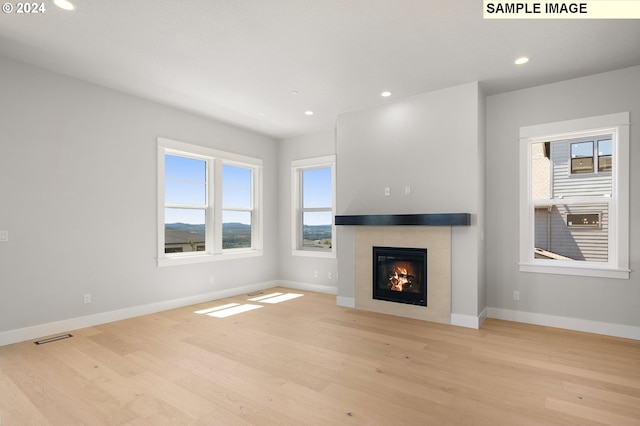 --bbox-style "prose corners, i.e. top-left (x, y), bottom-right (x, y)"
top-left (1, 0), bottom-right (639, 138)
